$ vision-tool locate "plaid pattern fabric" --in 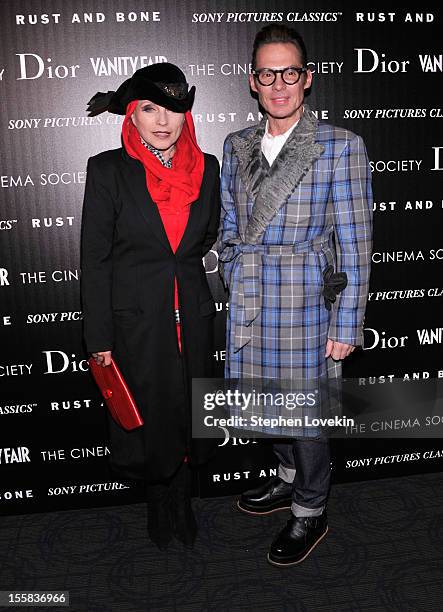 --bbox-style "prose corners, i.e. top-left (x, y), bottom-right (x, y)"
top-left (218, 122), bottom-right (373, 384)
top-left (140, 137), bottom-right (172, 168)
